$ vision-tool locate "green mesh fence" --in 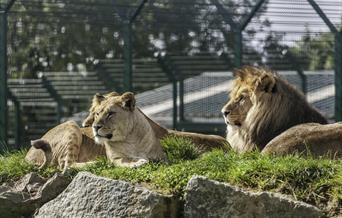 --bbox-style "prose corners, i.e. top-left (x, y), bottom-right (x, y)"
top-left (0, 0), bottom-right (341, 148)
